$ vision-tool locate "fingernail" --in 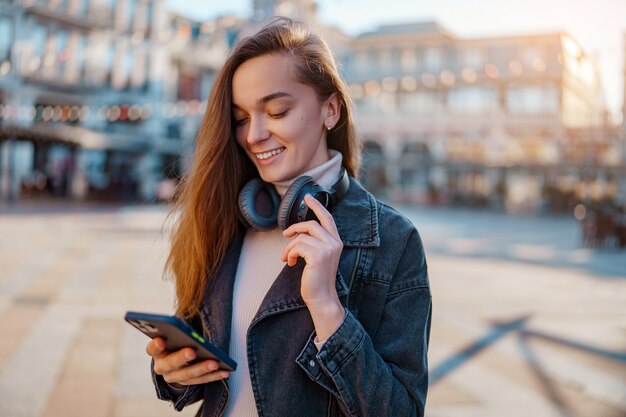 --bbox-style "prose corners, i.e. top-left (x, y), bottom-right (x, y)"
top-left (185, 350), bottom-right (196, 360)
